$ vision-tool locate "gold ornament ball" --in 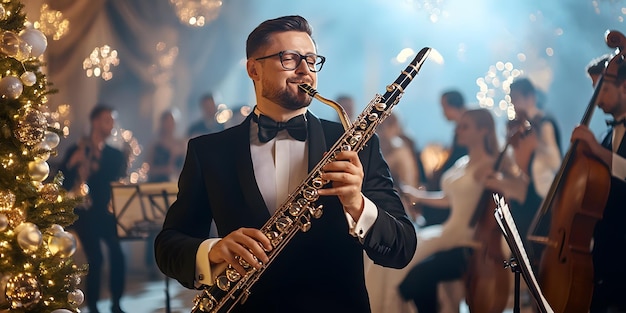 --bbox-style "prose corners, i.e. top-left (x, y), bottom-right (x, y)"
top-left (14, 107), bottom-right (47, 146)
top-left (0, 190), bottom-right (15, 211)
top-left (39, 184), bottom-right (59, 202)
top-left (4, 209), bottom-right (25, 228)
top-left (47, 230), bottom-right (76, 258)
top-left (5, 273), bottom-right (41, 309)
top-left (28, 160), bottom-right (49, 182)
top-left (14, 222), bottom-right (42, 253)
